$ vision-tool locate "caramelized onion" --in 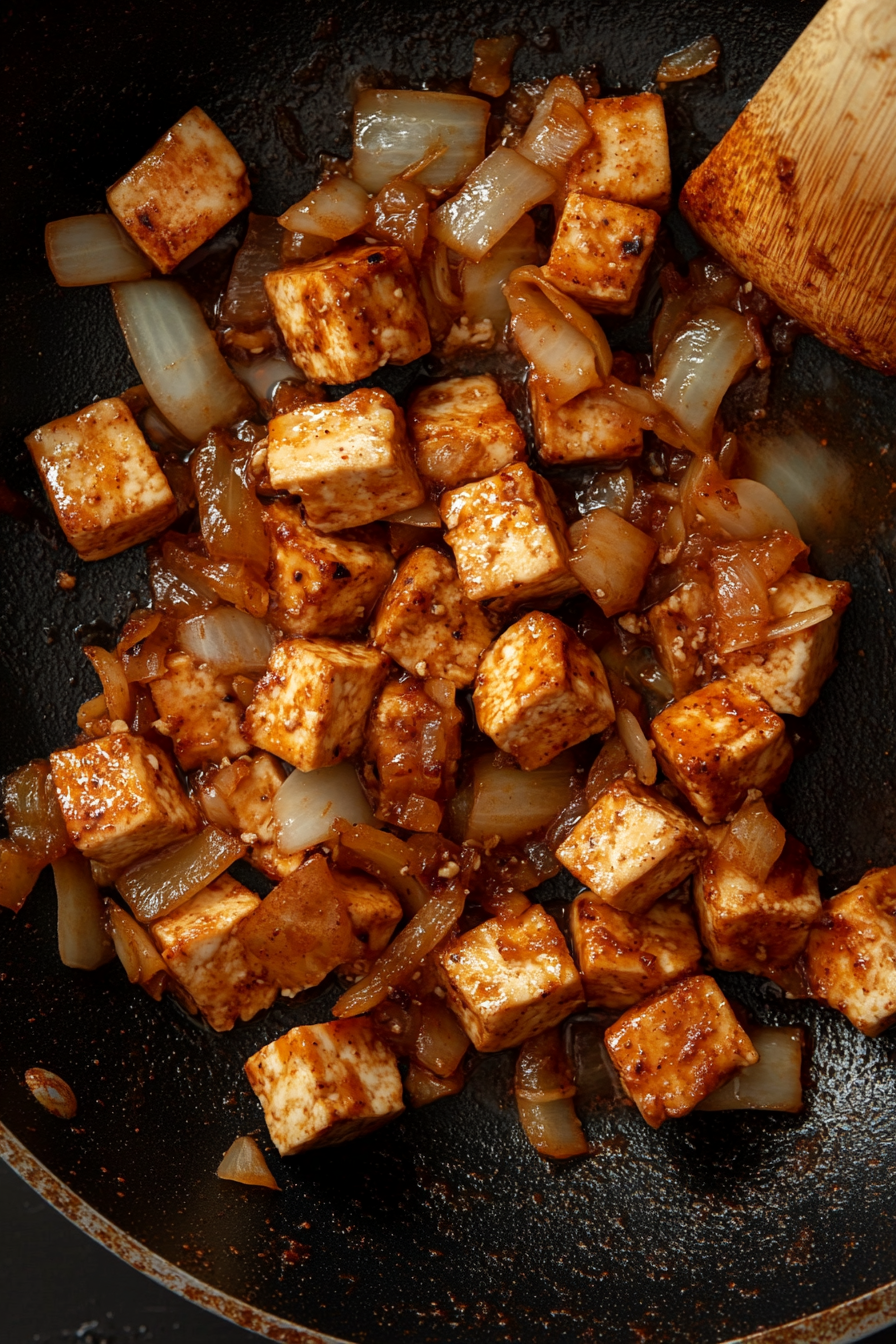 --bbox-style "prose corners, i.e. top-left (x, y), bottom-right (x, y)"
top-left (467, 753), bottom-right (580, 845)
top-left (273, 764), bottom-right (375, 855)
top-left (430, 147), bottom-right (556, 262)
top-left (764, 604), bottom-right (834, 642)
top-left (515, 1028), bottom-right (587, 1159)
top-left (83, 645), bottom-right (134, 726)
top-left (0, 839), bottom-right (44, 913)
top-left (518, 96), bottom-right (590, 178)
top-left (700, 477), bottom-right (802, 541)
top-left (460, 215), bottom-right (539, 335)
top-left (331, 821), bottom-right (428, 916)
top-left (279, 175), bottom-right (371, 239)
top-left (470, 35), bottom-right (522, 96)
top-left (352, 90), bottom-right (490, 194)
top-left (222, 214), bottom-right (282, 329)
top-left (106, 899), bottom-right (168, 999)
top-left (568, 508), bottom-right (657, 617)
top-left (405, 1060), bottom-right (465, 1108)
top-left (191, 433), bottom-right (269, 569)
top-left (414, 995), bottom-right (469, 1076)
top-left (698, 1026), bottom-right (802, 1112)
top-left (615, 708), bottom-right (657, 787)
top-left (177, 607), bottom-right (274, 675)
top-left (45, 214), bottom-right (150, 286)
top-left (508, 289), bottom-right (601, 408)
top-left (4, 759), bottom-right (69, 863)
top-left (717, 799), bottom-right (786, 883)
top-left (711, 544), bottom-right (771, 653)
top-left (649, 307), bottom-right (755, 451)
top-left (53, 852), bottom-right (116, 970)
top-left (217, 1136), bottom-right (280, 1189)
top-left (518, 76), bottom-right (586, 169)
top-left (162, 542), bottom-right (268, 618)
top-left (369, 178), bottom-right (430, 259)
top-left (117, 827), bottom-right (245, 923)
top-left (657, 35), bottom-right (721, 83)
